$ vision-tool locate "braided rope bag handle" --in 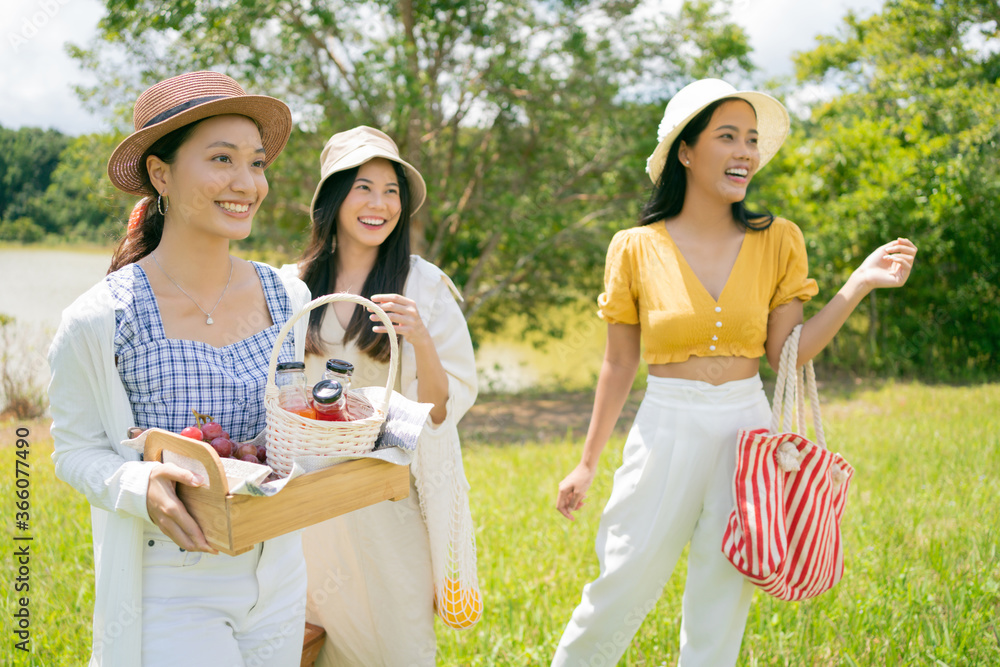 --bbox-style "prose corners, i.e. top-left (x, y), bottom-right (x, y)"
top-left (771, 324), bottom-right (827, 471)
top-left (263, 293), bottom-right (398, 477)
